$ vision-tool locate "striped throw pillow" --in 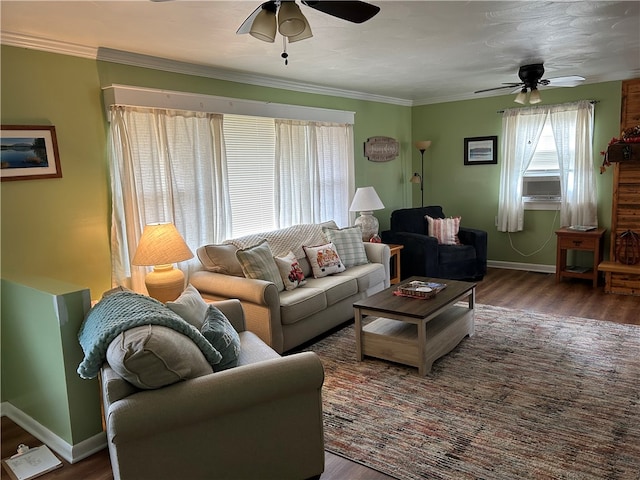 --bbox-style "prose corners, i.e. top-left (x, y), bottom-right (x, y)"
top-left (426, 215), bottom-right (461, 245)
